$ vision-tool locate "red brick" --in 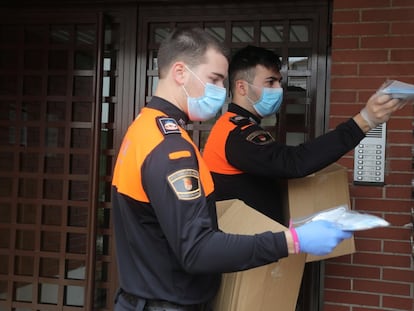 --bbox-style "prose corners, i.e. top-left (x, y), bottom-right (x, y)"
top-left (390, 49), bottom-right (414, 62)
top-left (383, 267), bottom-right (414, 282)
top-left (385, 172), bottom-right (413, 185)
top-left (354, 279), bottom-right (410, 295)
top-left (333, 50), bottom-right (388, 63)
top-left (391, 22), bottom-right (414, 35)
top-left (362, 36), bottom-right (414, 48)
top-left (323, 303), bottom-right (350, 311)
top-left (350, 186), bottom-right (383, 198)
top-left (324, 276), bottom-right (352, 290)
top-left (325, 262), bottom-right (380, 278)
top-left (362, 8), bottom-right (414, 22)
top-left (387, 159), bottom-right (412, 171)
top-left (331, 77), bottom-right (385, 89)
top-left (385, 186), bottom-right (411, 199)
top-left (333, 23), bottom-right (390, 36)
top-left (385, 212), bottom-right (413, 226)
top-left (383, 296), bottom-right (413, 310)
top-left (334, 0), bottom-right (390, 9)
top-left (360, 63), bottom-right (414, 76)
top-left (324, 289), bottom-right (380, 306)
top-left (331, 63), bottom-right (358, 76)
top-left (354, 237), bottom-right (382, 252)
top-left (332, 37), bottom-right (360, 49)
top-left (353, 252), bottom-right (410, 268)
top-left (387, 131), bottom-right (414, 144)
top-left (354, 226), bottom-right (404, 240)
top-left (383, 240), bottom-right (410, 254)
top-left (392, 0), bottom-right (414, 6)
top-left (332, 10), bottom-right (360, 23)
top-left (387, 145), bottom-right (412, 157)
top-left (354, 198), bottom-right (411, 212)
